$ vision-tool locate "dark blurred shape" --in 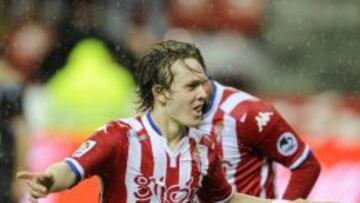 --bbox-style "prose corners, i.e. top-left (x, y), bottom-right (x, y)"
top-left (37, 0), bottom-right (136, 83)
top-left (0, 85), bottom-right (23, 203)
